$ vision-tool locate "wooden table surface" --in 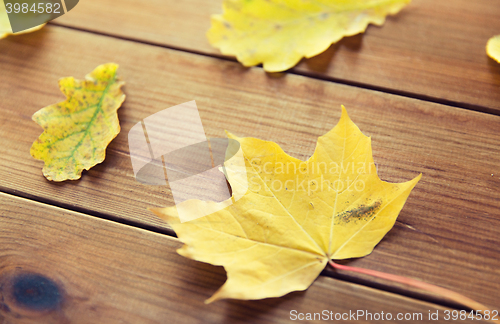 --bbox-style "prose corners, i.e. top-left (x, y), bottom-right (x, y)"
top-left (1, 0), bottom-right (499, 323)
